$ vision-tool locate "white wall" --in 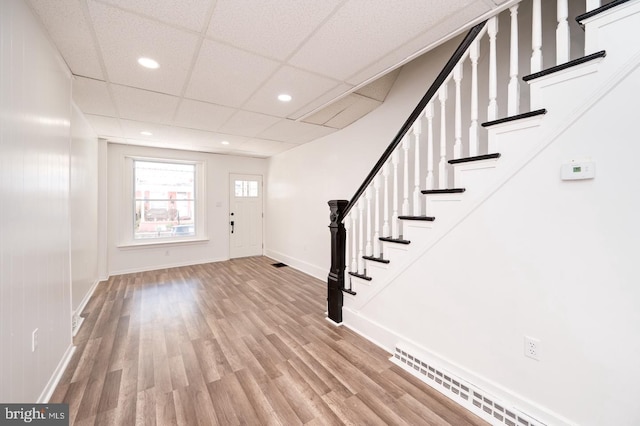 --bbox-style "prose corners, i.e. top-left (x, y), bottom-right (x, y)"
top-left (70, 104), bottom-right (99, 314)
top-left (107, 144), bottom-right (267, 275)
top-left (0, 0), bottom-right (73, 402)
top-left (266, 37), bottom-right (463, 279)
